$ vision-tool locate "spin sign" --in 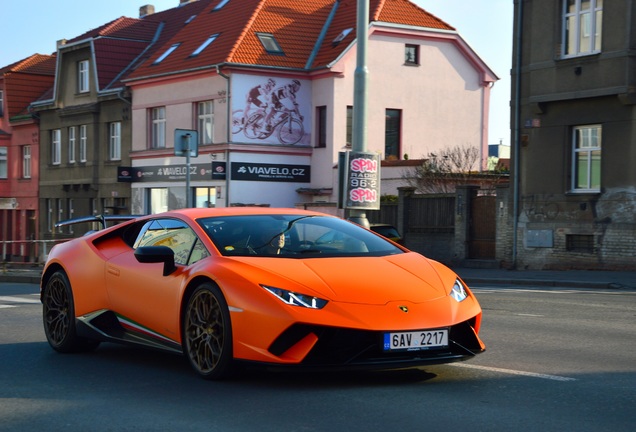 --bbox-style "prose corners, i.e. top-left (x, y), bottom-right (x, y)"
top-left (346, 152), bottom-right (380, 210)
